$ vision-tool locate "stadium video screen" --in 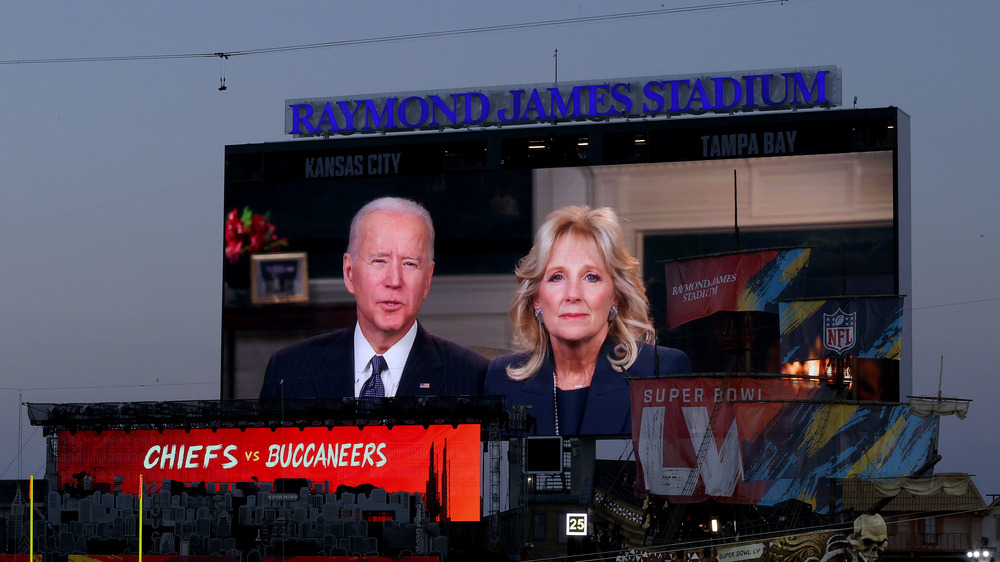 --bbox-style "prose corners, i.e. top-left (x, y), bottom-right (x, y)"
top-left (224, 106), bottom-right (908, 432)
